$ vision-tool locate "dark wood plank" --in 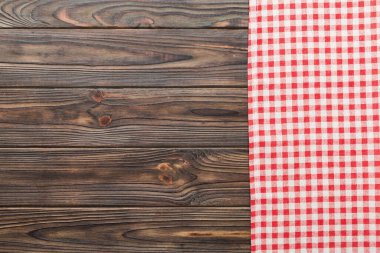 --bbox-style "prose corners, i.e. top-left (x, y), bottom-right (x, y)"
top-left (0, 29), bottom-right (247, 88)
top-left (0, 207), bottom-right (250, 252)
top-left (0, 148), bottom-right (248, 206)
top-left (0, 0), bottom-right (248, 28)
top-left (0, 88), bottom-right (247, 147)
